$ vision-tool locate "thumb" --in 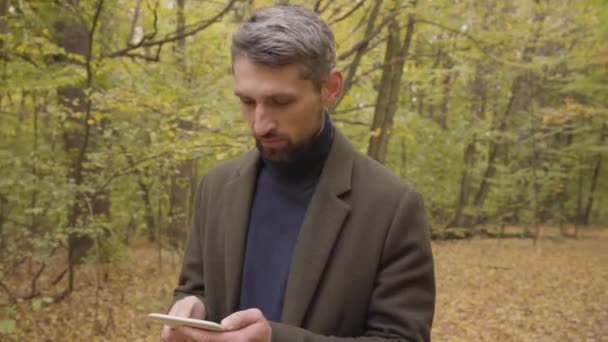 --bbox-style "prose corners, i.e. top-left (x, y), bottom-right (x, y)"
top-left (221, 308), bottom-right (265, 331)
